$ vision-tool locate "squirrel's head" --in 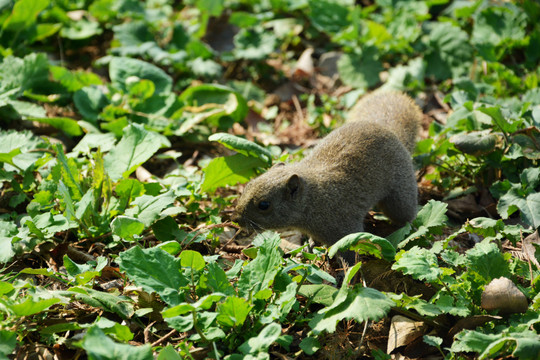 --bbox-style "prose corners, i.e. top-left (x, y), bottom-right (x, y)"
top-left (233, 164), bottom-right (305, 231)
